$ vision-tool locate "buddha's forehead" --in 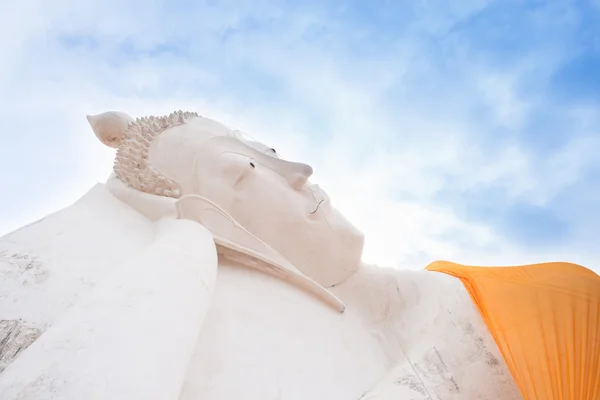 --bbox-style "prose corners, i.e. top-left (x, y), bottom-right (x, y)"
top-left (184, 116), bottom-right (236, 139)
top-left (168, 116), bottom-right (278, 159)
